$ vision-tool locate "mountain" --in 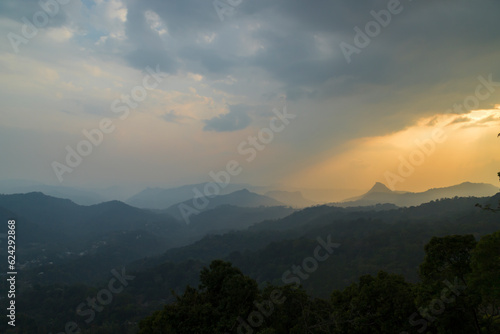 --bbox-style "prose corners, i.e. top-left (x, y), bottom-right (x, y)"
top-left (342, 182), bottom-right (408, 204)
top-left (366, 182), bottom-right (393, 194)
top-left (133, 193), bottom-right (500, 298)
top-left (187, 205), bottom-right (295, 234)
top-left (126, 183), bottom-right (254, 209)
top-left (417, 182), bottom-right (499, 202)
top-left (0, 205), bottom-right (59, 246)
top-left (6, 193), bottom-right (500, 333)
top-left (166, 189), bottom-right (286, 220)
top-left (265, 190), bottom-right (315, 208)
top-left (0, 179), bottom-right (142, 205)
top-left (340, 181), bottom-right (499, 207)
top-left (0, 191), bottom-right (293, 283)
top-left (0, 192), bottom-right (195, 283)
top-left (0, 192), bottom-right (184, 236)
top-left (0, 179), bottom-right (105, 205)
